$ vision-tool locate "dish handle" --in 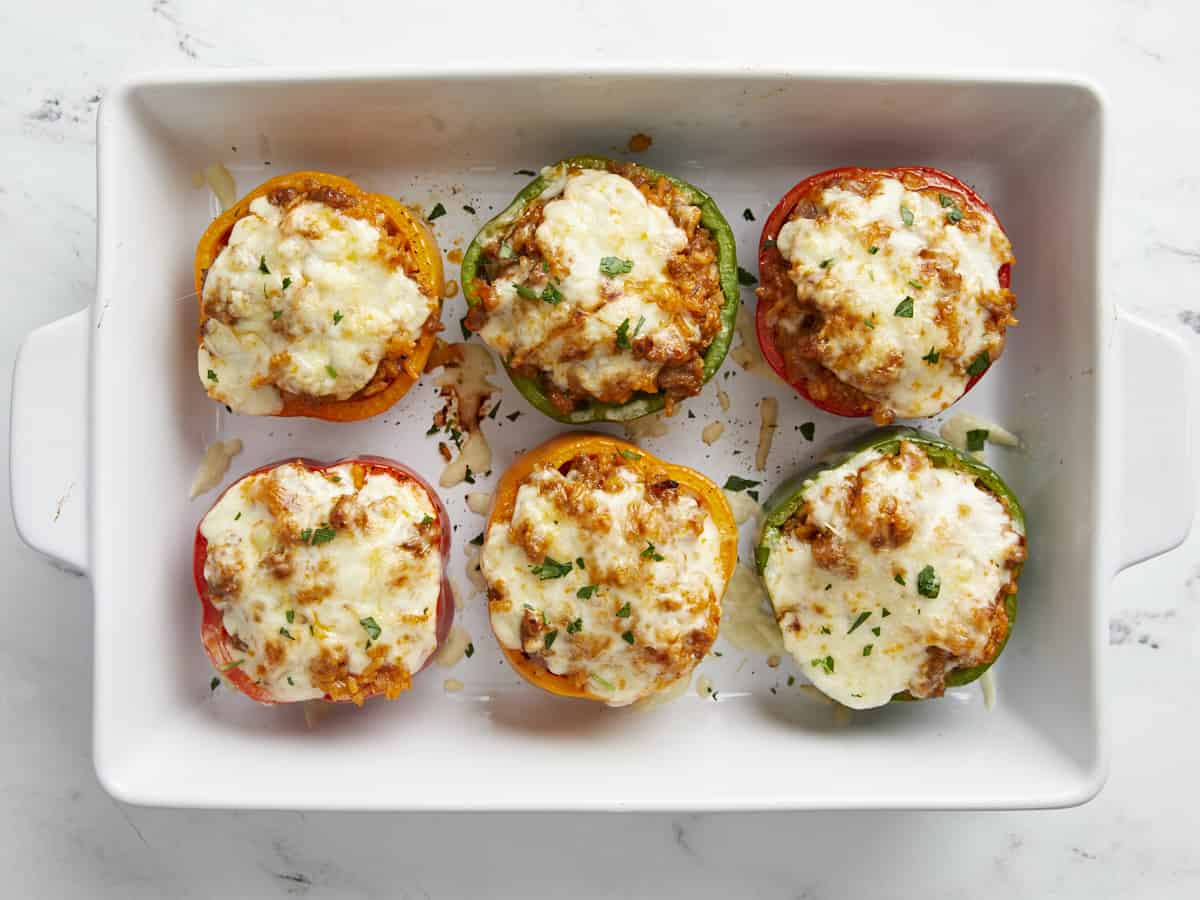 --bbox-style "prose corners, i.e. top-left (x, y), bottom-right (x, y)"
top-left (10, 309), bottom-right (89, 575)
top-left (1117, 310), bottom-right (1196, 571)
